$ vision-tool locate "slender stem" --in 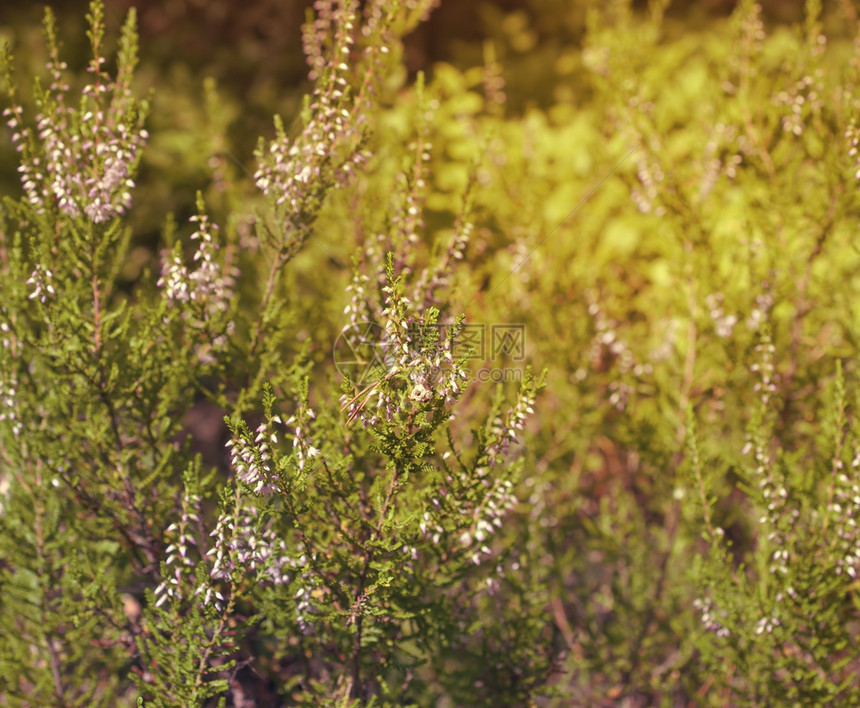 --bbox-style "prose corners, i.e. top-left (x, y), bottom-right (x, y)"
top-left (247, 250), bottom-right (285, 363)
top-left (351, 460), bottom-right (401, 697)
